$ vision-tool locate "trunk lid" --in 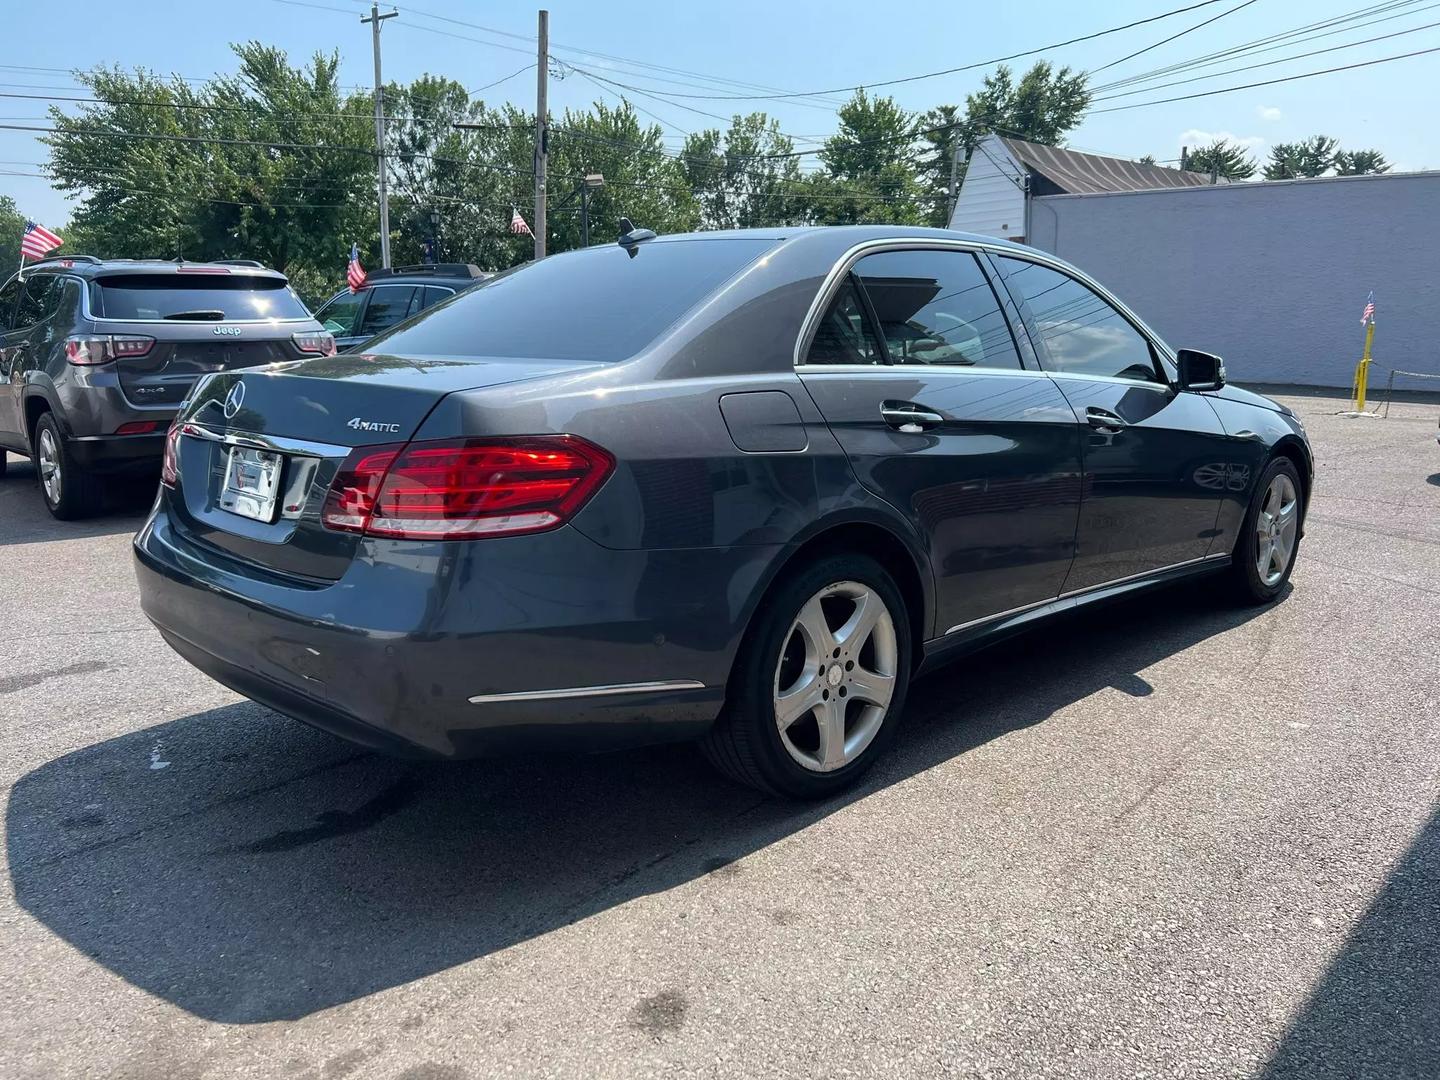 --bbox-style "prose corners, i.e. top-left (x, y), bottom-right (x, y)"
top-left (167, 353), bottom-right (590, 580)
